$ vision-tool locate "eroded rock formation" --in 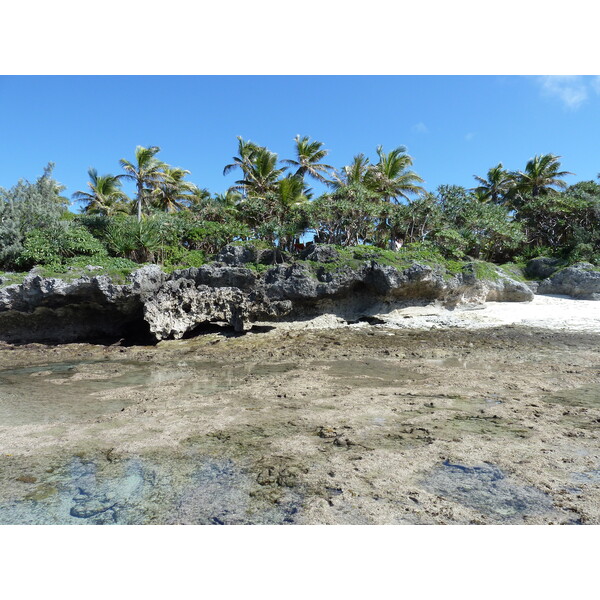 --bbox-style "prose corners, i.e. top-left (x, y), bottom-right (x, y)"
top-left (0, 247), bottom-right (534, 343)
